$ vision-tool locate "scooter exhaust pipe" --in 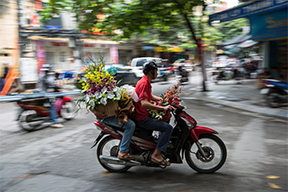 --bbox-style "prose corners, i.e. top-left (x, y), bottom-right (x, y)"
top-left (99, 155), bottom-right (141, 166)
